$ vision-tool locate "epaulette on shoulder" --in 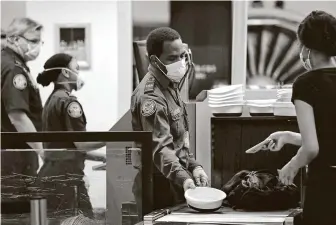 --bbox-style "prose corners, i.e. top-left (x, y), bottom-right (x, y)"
top-left (53, 89), bottom-right (71, 98)
top-left (69, 93), bottom-right (77, 98)
top-left (14, 61), bottom-right (27, 72)
top-left (14, 60), bottom-right (24, 69)
top-left (144, 76), bottom-right (155, 94)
